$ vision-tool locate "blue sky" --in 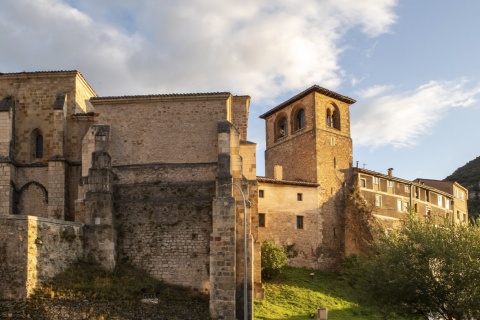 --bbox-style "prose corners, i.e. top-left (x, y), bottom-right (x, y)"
top-left (1, 0), bottom-right (479, 181)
